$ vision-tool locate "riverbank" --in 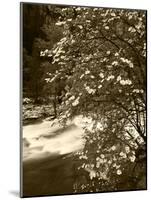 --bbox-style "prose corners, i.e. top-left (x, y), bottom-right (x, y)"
top-left (23, 153), bottom-right (77, 197)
